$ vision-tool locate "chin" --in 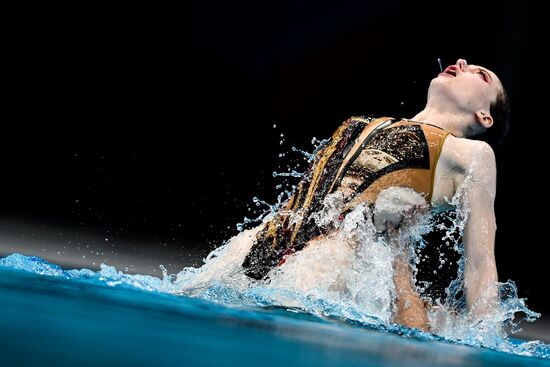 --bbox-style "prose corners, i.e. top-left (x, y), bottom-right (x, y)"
top-left (428, 77), bottom-right (446, 92)
top-left (430, 75), bottom-right (449, 87)
top-left (427, 79), bottom-right (446, 100)
top-left (427, 78), bottom-right (457, 100)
